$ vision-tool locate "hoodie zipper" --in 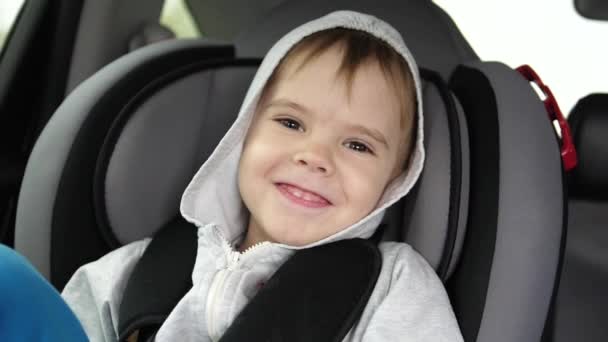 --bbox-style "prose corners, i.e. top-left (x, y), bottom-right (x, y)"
top-left (206, 234), bottom-right (270, 341)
